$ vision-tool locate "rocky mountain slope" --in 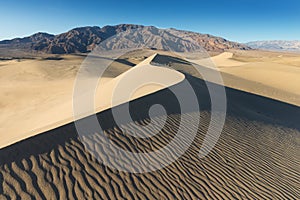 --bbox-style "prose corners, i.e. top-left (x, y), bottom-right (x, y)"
top-left (0, 24), bottom-right (250, 54)
top-left (246, 40), bottom-right (300, 52)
